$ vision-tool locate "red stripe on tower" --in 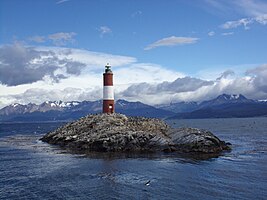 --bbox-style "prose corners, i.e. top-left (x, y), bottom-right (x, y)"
top-left (103, 63), bottom-right (115, 113)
